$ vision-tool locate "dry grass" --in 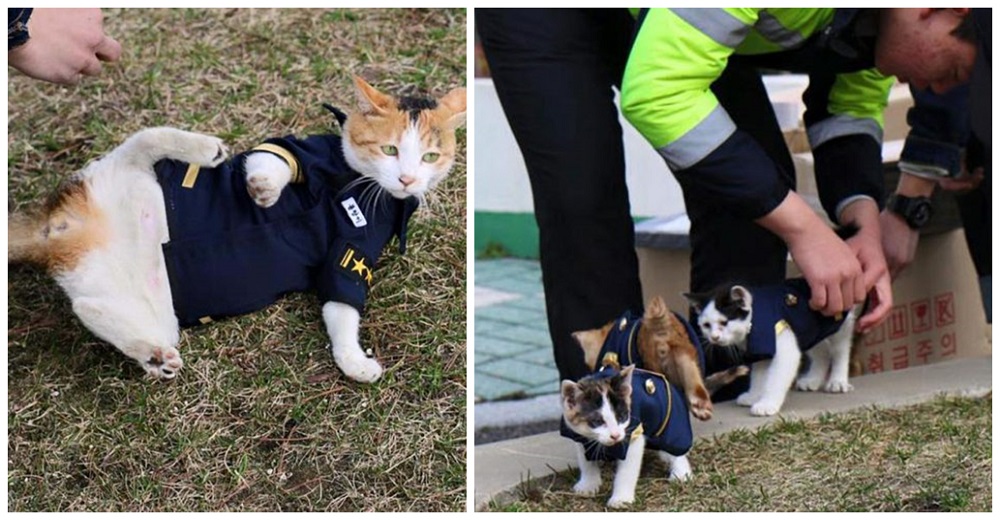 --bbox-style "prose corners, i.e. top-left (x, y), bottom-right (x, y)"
top-left (488, 394), bottom-right (991, 512)
top-left (7, 8), bottom-right (466, 512)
